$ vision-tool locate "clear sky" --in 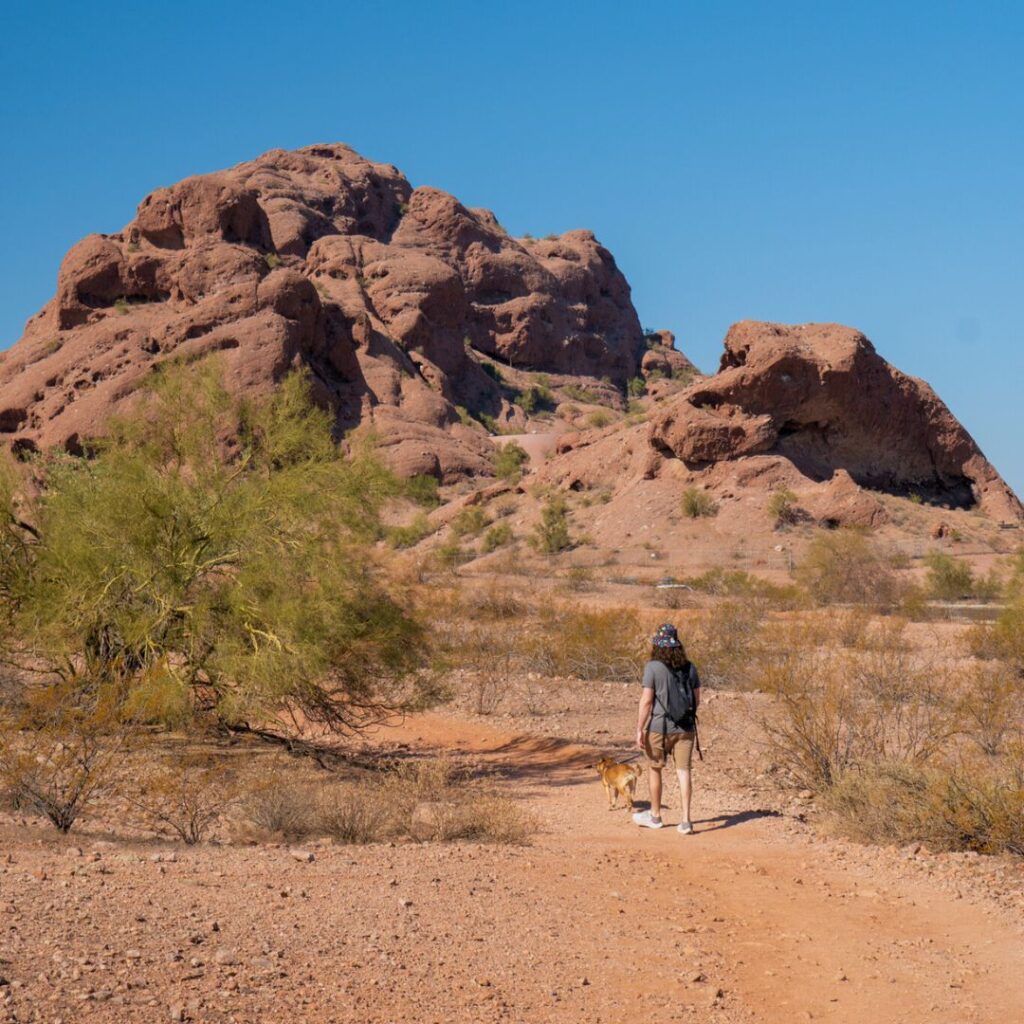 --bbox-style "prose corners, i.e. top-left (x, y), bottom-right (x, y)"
top-left (2, 1), bottom-right (1021, 494)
